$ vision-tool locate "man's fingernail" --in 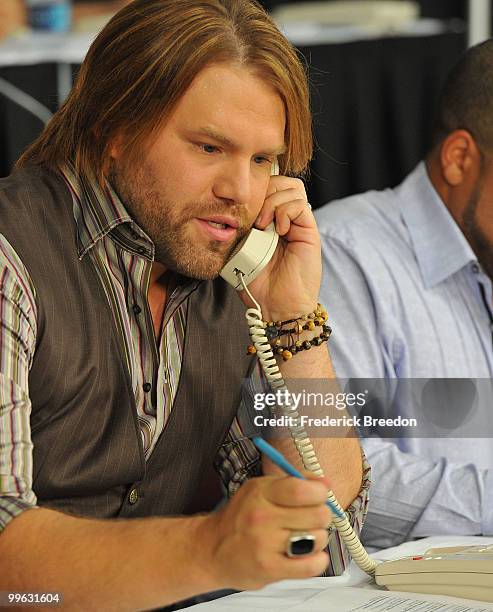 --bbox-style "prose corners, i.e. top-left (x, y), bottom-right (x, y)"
top-left (256, 214), bottom-right (262, 225)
